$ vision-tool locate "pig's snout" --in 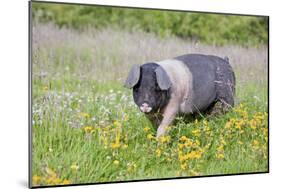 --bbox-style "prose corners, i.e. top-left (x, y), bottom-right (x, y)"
top-left (140, 103), bottom-right (152, 113)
